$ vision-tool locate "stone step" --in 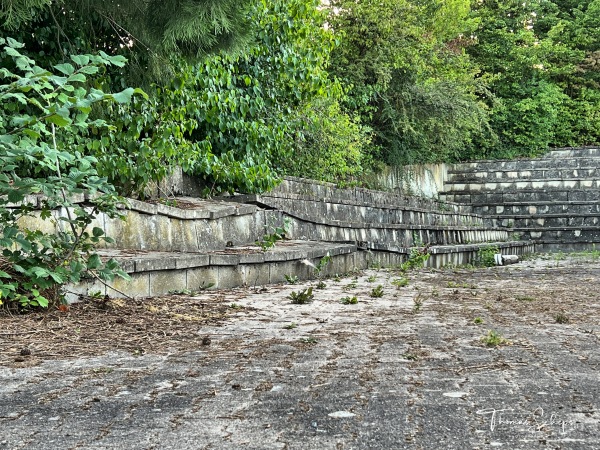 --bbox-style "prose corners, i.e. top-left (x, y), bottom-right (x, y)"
top-left (452, 156), bottom-right (600, 172)
top-left (286, 213), bottom-right (510, 248)
top-left (473, 202), bottom-right (600, 216)
top-left (487, 214), bottom-right (600, 229)
top-left (72, 240), bottom-right (358, 299)
top-left (265, 176), bottom-right (472, 214)
top-left (546, 147), bottom-right (600, 158)
top-left (16, 196), bottom-right (271, 254)
top-left (443, 178), bottom-right (600, 192)
top-left (448, 167), bottom-right (600, 182)
top-left (233, 194), bottom-right (485, 228)
top-left (71, 239), bottom-right (536, 299)
top-left (441, 189), bottom-right (600, 204)
top-left (514, 228), bottom-right (600, 243)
